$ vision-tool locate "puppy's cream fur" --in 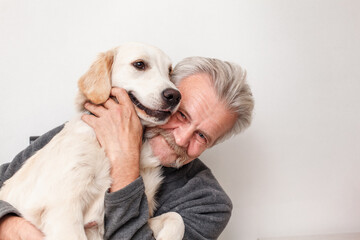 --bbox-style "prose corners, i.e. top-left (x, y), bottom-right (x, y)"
top-left (0, 43), bottom-right (184, 240)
